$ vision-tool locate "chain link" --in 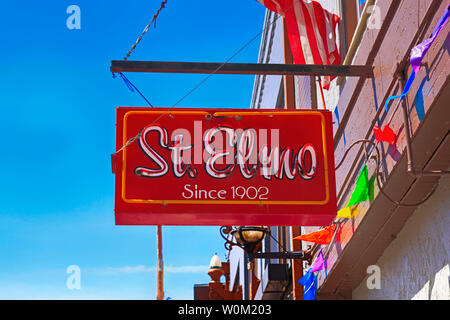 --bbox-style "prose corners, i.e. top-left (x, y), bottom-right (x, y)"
top-left (124, 1), bottom-right (168, 60)
top-left (114, 0), bottom-right (300, 155)
top-left (114, 131), bottom-right (142, 156)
